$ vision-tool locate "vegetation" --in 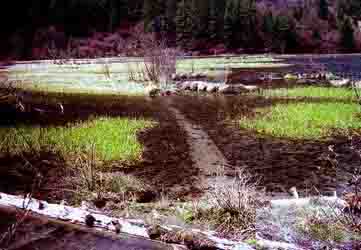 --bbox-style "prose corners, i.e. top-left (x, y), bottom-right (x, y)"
top-left (0, 117), bottom-right (154, 161)
top-left (258, 87), bottom-right (356, 100)
top-left (180, 171), bottom-right (263, 238)
top-left (240, 102), bottom-right (361, 139)
top-left (2, 0), bottom-right (361, 59)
